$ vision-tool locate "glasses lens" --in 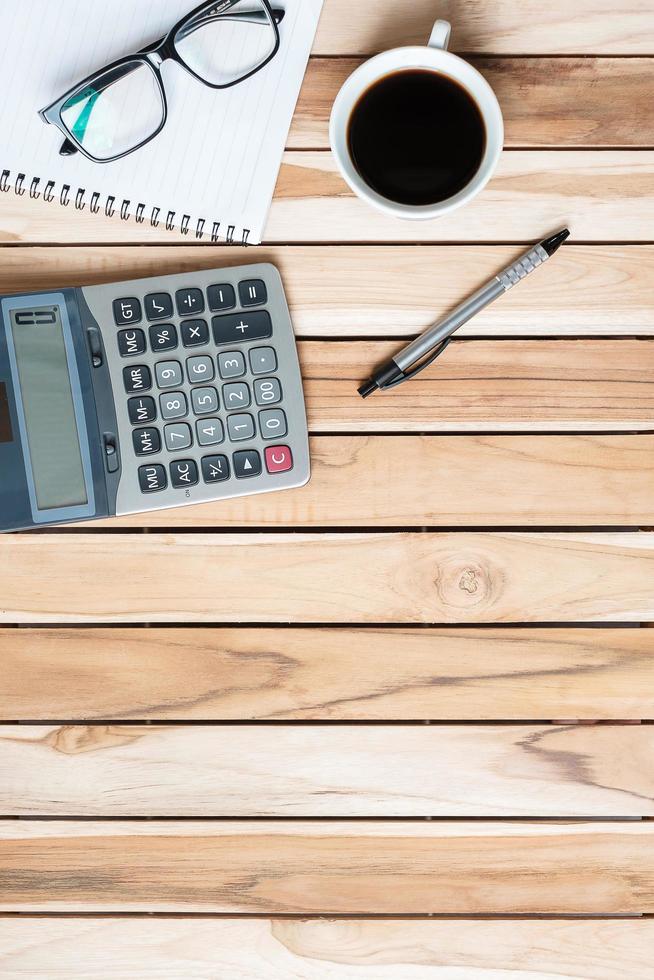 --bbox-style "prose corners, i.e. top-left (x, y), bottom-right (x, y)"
top-left (174, 0), bottom-right (277, 87)
top-left (60, 60), bottom-right (164, 160)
